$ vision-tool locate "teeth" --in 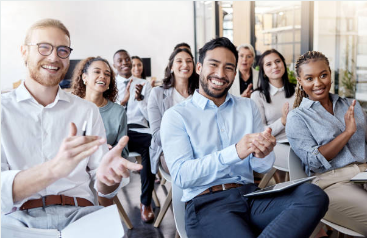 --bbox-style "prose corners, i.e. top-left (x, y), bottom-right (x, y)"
top-left (212, 80), bottom-right (224, 86)
top-left (42, 65), bottom-right (58, 70)
top-left (96, 81), bottom-right (106, 85)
